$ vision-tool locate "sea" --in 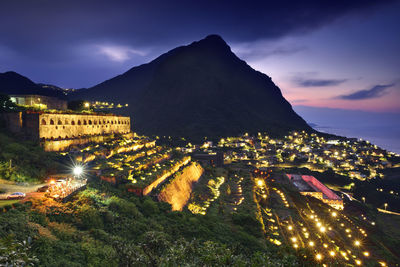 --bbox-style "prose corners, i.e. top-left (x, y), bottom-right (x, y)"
top-left (293, 106), bottom-right (400, 154)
